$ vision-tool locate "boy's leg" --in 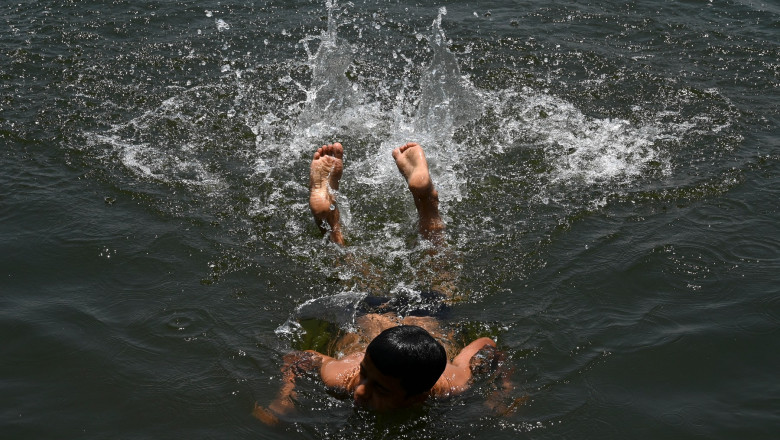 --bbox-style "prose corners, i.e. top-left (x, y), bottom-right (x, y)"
top-left (391, 142), bottom-right (445, 243)
top-left (310, 142), bottom-right (390, 292)
top-left (392, 143), bottom-right (459, 300)
top-left (309, 142), bottom-right (345, 245)
top-left (309, 141), bottom-right (443, 246)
